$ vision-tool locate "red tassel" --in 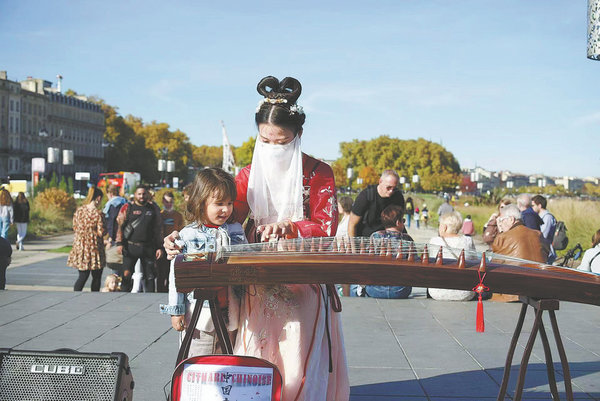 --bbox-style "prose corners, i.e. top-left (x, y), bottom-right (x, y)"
top-left (476, 294), bottom-right (485, 332)
top-left (473, 271), bottom-right (488, 333)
